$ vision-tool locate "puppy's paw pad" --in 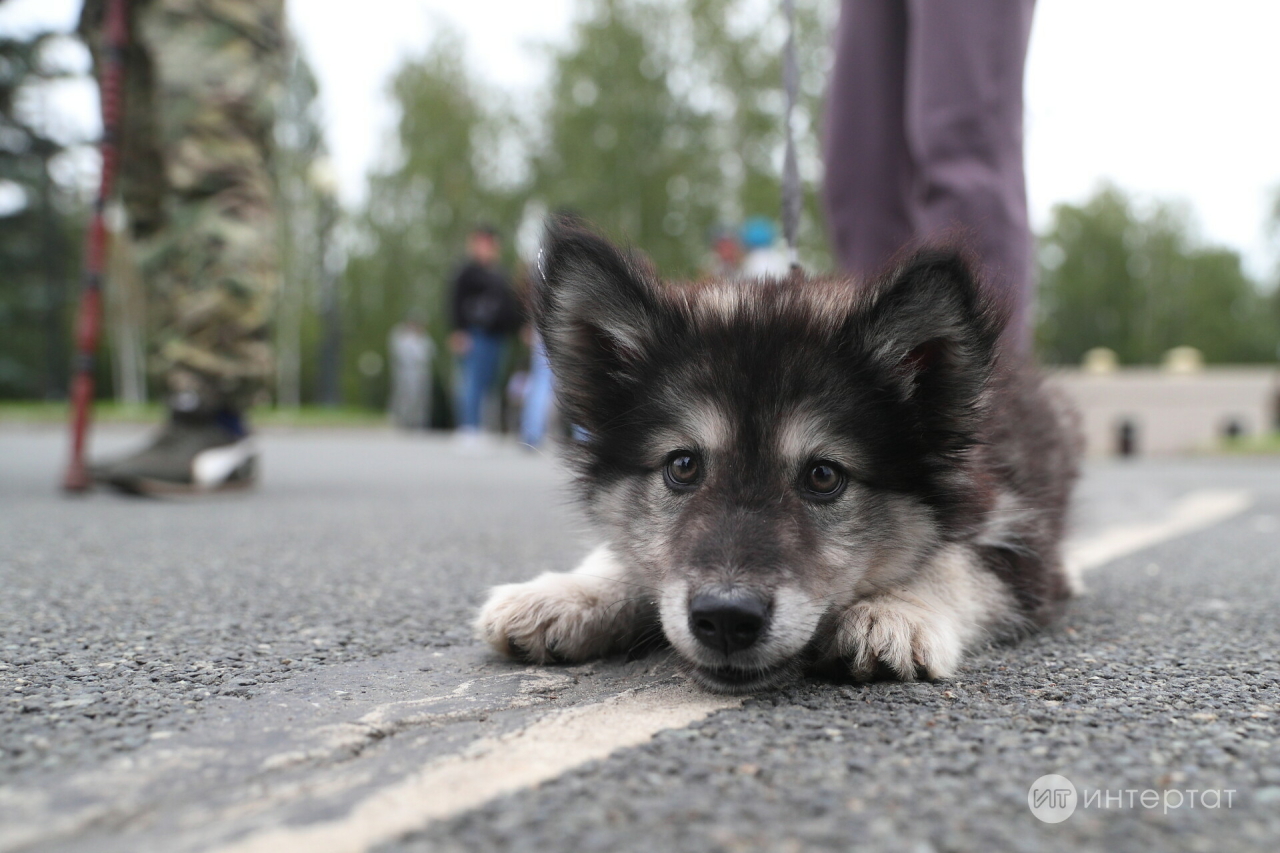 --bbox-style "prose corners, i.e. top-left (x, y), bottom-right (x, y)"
top-left (475, 573), bottom-right (613, 664)
top-left (836, 598), bottom-right (961, 682)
